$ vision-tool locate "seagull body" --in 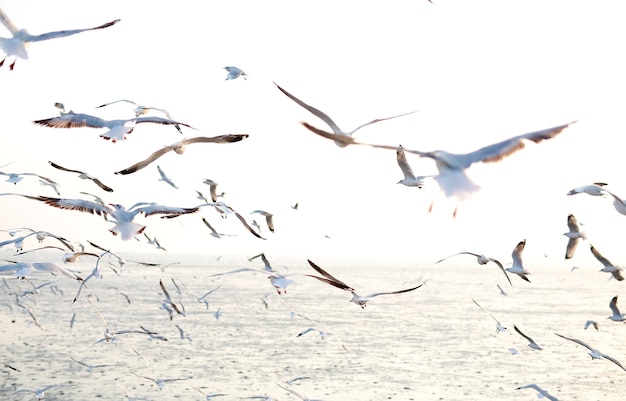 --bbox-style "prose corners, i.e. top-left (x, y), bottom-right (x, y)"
top-left (306, 259), bottom-right (422, 308)
top-left (566, 182), bottom-right (608, 196)
top-left (436, 251), bottom-right (512, 286)
top-left (32, 111), bottom-right (194, 143)
top-left (396, 145), bottom-right (432, 187)
top-left (0, 8), bottom-right (119, 70)
top-left (564, 214), bottom-right (585, 259)
top-left (224, 66), bottom-right (247, 80)
top-left (555, 333), bottom-right (626, 372)
top-left (96, 99), bottom-right (183, 133)
top-left (275, 82), bottom-right (417, 148)
top-left (608, 295), bottom-right (626, 322)
top-left (515, 384), bottom-right (558, 401)
top-left (250, 210), bottom-right (274, 233)
top-left (506, 240), bottom-right (531, 283)
top-left (48, 160), bottom-right (113, 192)
top-left (114, 134), bottom-right (249, 174)
top-left (156, 165), bottom-right (178, 189)
top-left (513, 325), bottom-right (542, 350)
top-left (590, 245), bottom-right (624, 281)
